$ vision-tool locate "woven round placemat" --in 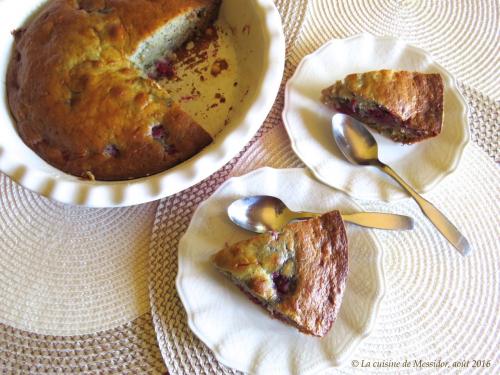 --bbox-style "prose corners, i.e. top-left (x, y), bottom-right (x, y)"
top-left (457, 83), bottom-right (499, 162)
top-left (0, 173), bottom-right (168, 373)
top-left (322, 142), bottom-right (500, 375)
top-left (0, 175), bottom-right (156, 335)
top-left (0, 315), bottom-right (165, 374)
